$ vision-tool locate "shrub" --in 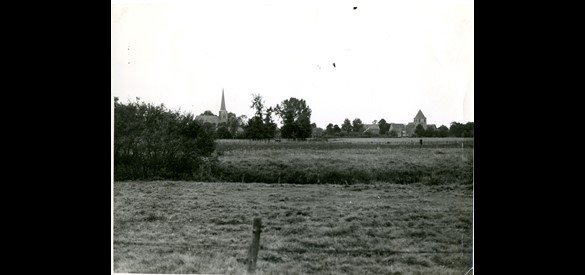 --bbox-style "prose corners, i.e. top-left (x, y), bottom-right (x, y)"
top-left (114, 98), bottom-right (216, 180)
